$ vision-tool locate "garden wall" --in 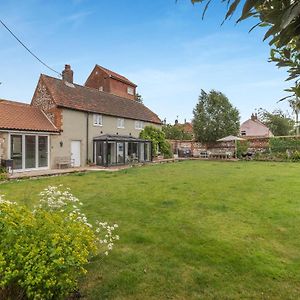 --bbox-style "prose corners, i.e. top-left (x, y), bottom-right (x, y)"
top-left (168, 137), bottom-right (270, 157)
